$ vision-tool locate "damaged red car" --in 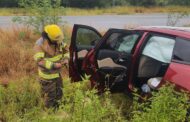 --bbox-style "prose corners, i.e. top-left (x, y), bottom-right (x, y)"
top-left (69, 24), bottom-right (190, 93)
